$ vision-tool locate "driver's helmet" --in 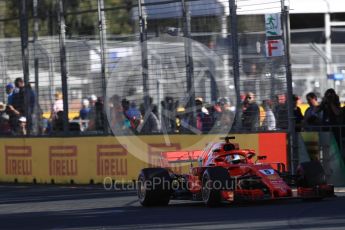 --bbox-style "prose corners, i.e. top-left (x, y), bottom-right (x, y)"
top-left (232, 154), bottom-right (241, 164)
top-left (225, 155), bottom-right (232, 163)
top-left (225, 154), bottom-right (241, 164)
